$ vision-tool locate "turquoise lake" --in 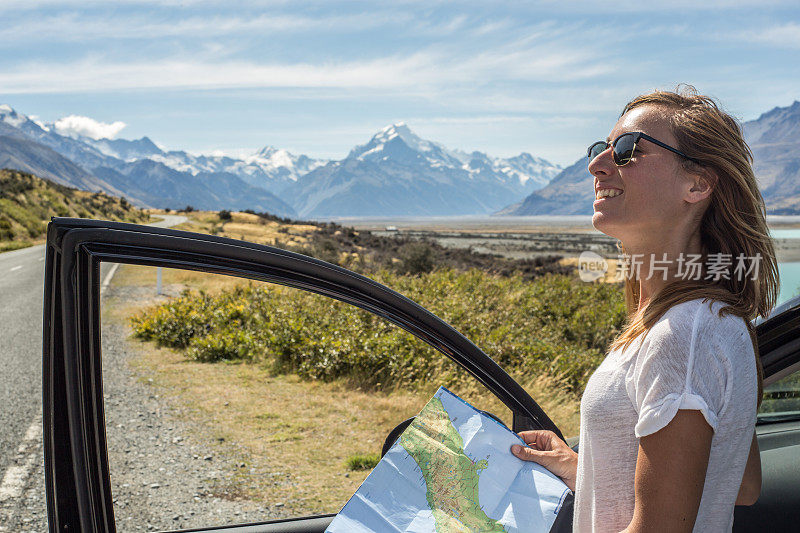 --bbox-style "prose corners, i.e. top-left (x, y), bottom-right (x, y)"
top-left (771, 228), bottom-right (800, 240)
top-left (778, 262), bottom-right (800, 306)
top-left (772, 229), bottom-right (800, 305)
